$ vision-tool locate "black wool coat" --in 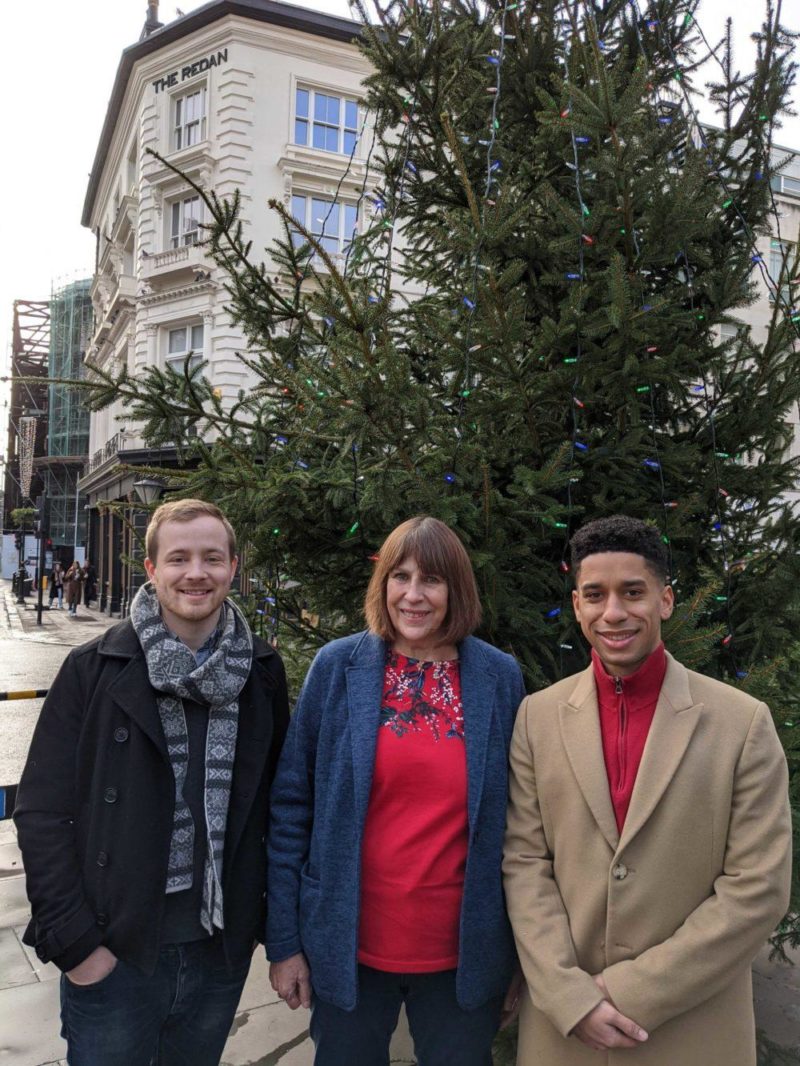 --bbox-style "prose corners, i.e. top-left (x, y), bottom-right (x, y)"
top-left (14, 619), bottom-right (289, 974)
